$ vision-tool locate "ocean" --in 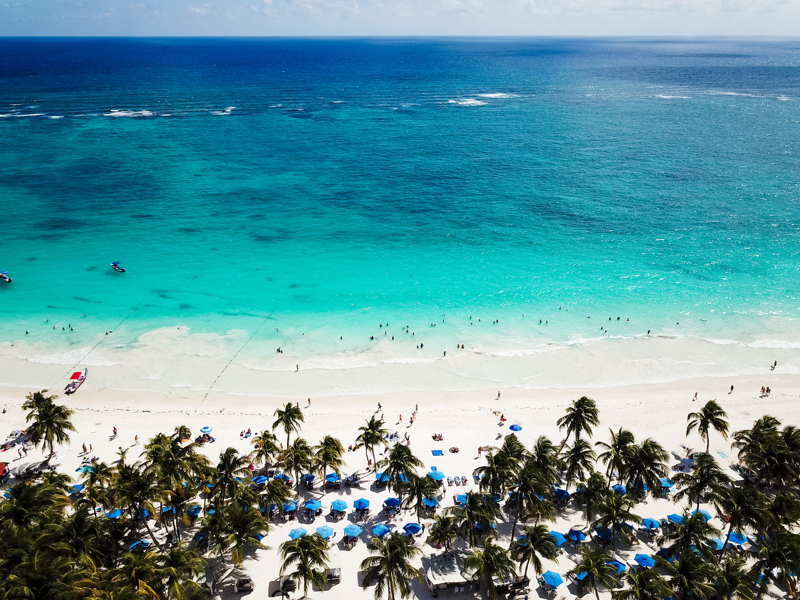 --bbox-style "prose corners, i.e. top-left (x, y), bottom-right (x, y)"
top-left (1, 37), bottom-right (799, 389)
